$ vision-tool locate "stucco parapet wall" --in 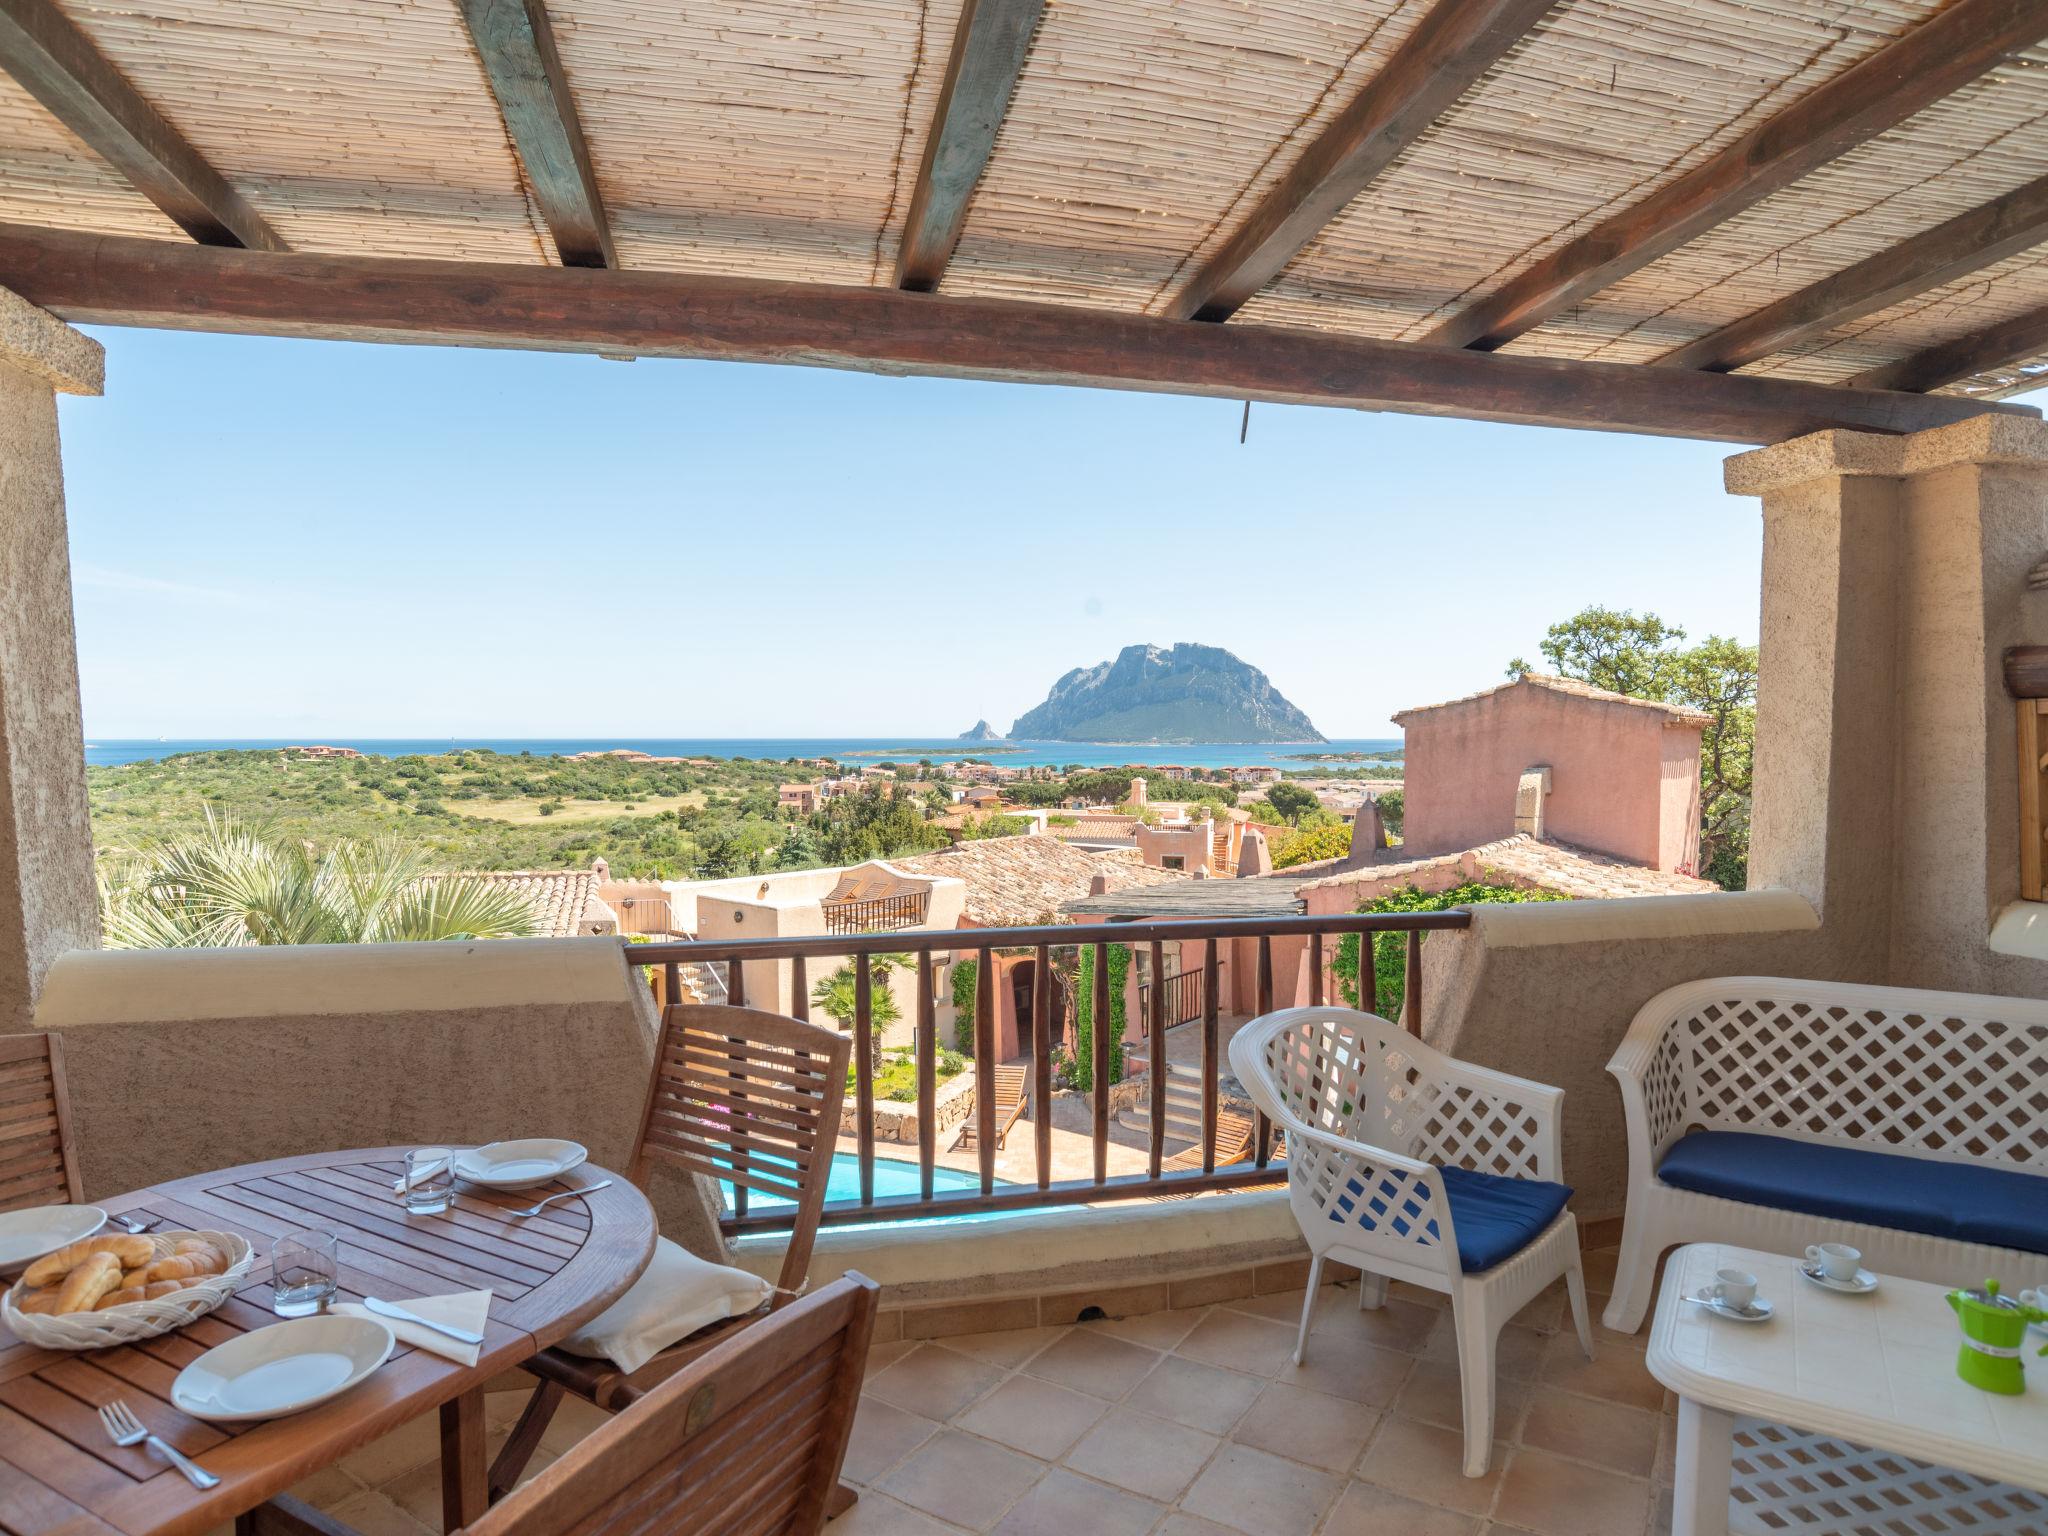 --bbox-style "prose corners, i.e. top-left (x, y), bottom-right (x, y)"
top-left (36, 935), bottom-right (635, 1023)
top-left (0, 285), bottom-right (101, 395)
top-left (1468, 887), bottom-right (1817, 949)
top-left (1725, 415), bottom-right (2048, 497)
